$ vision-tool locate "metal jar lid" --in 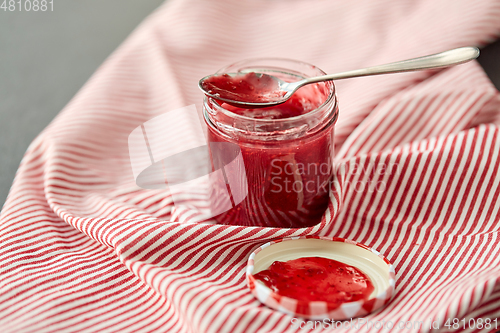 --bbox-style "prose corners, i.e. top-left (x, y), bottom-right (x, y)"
top-left (246, 236), bottom-right (396, 320)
